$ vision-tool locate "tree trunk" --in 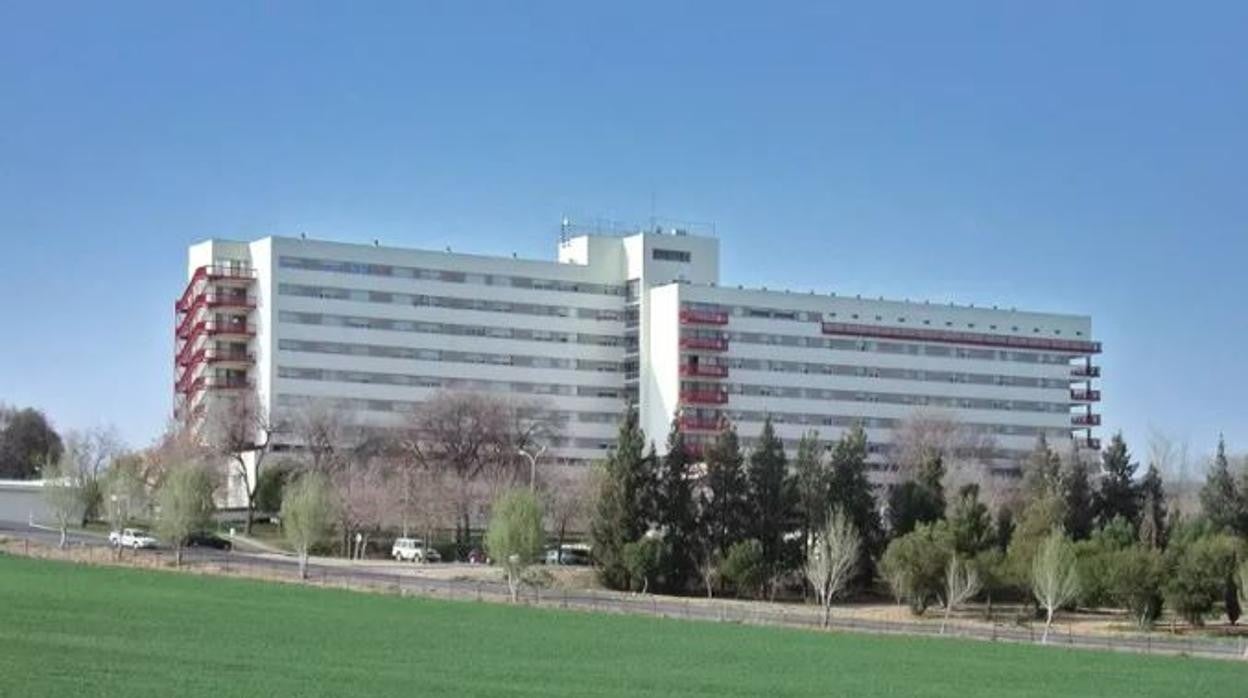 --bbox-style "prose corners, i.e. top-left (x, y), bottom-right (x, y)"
top-left (299, 549), bottom-right (308, 580)
top-left (174, 545), bottom-right (183, 568)
top-left (941, 605), bottom-right (951, 635)
top-left (823, 600), bottom-right (832, 628)
top-left (58, 526), bottom-right (67, 549)
top-left (244, 496), bottom-right (254, 535)
top-left (1041, 607), bottom-right (1053, 644)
